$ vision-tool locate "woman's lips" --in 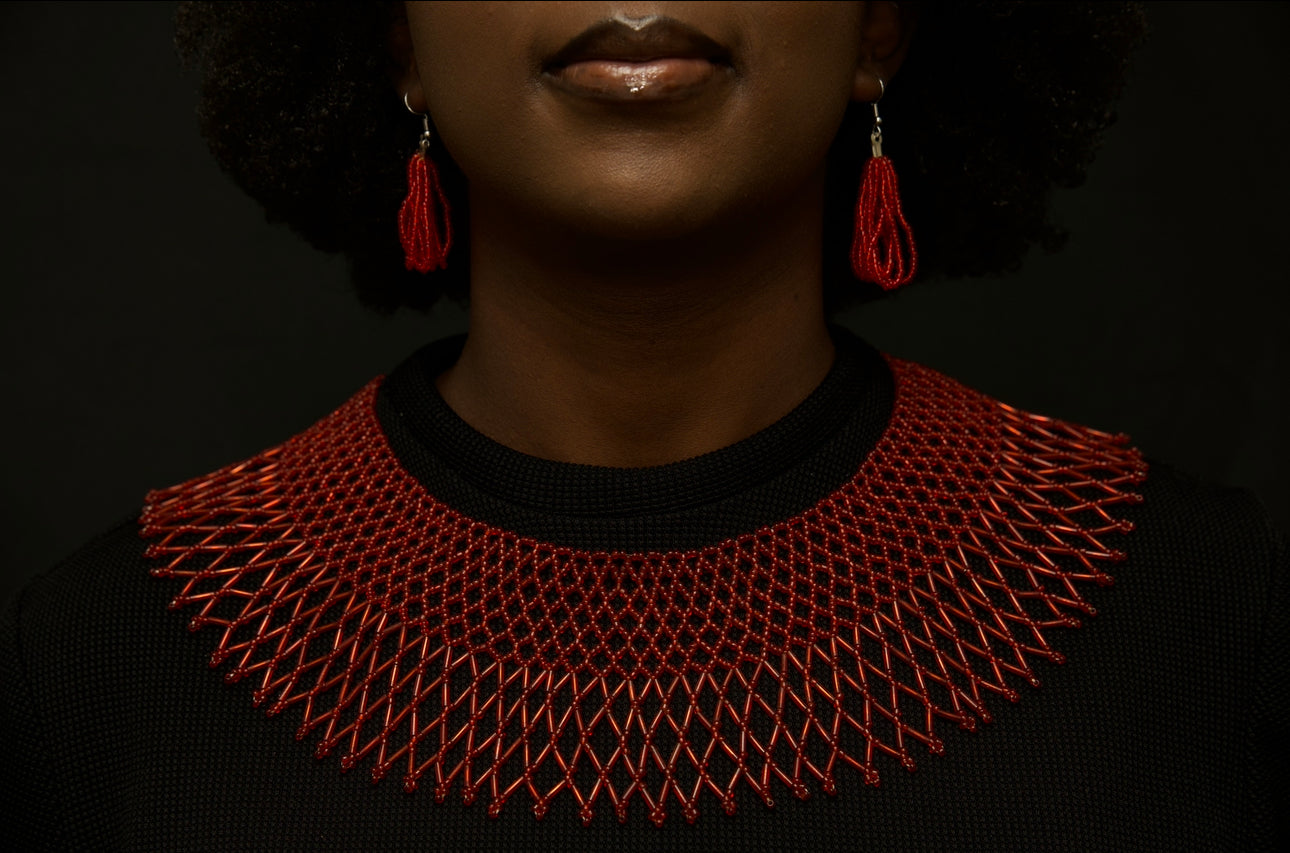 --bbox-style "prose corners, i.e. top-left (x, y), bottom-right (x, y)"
top-left (543, 17), bottom-right (733, 103)
top-left (550, 57), bottom-right (722, 101)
